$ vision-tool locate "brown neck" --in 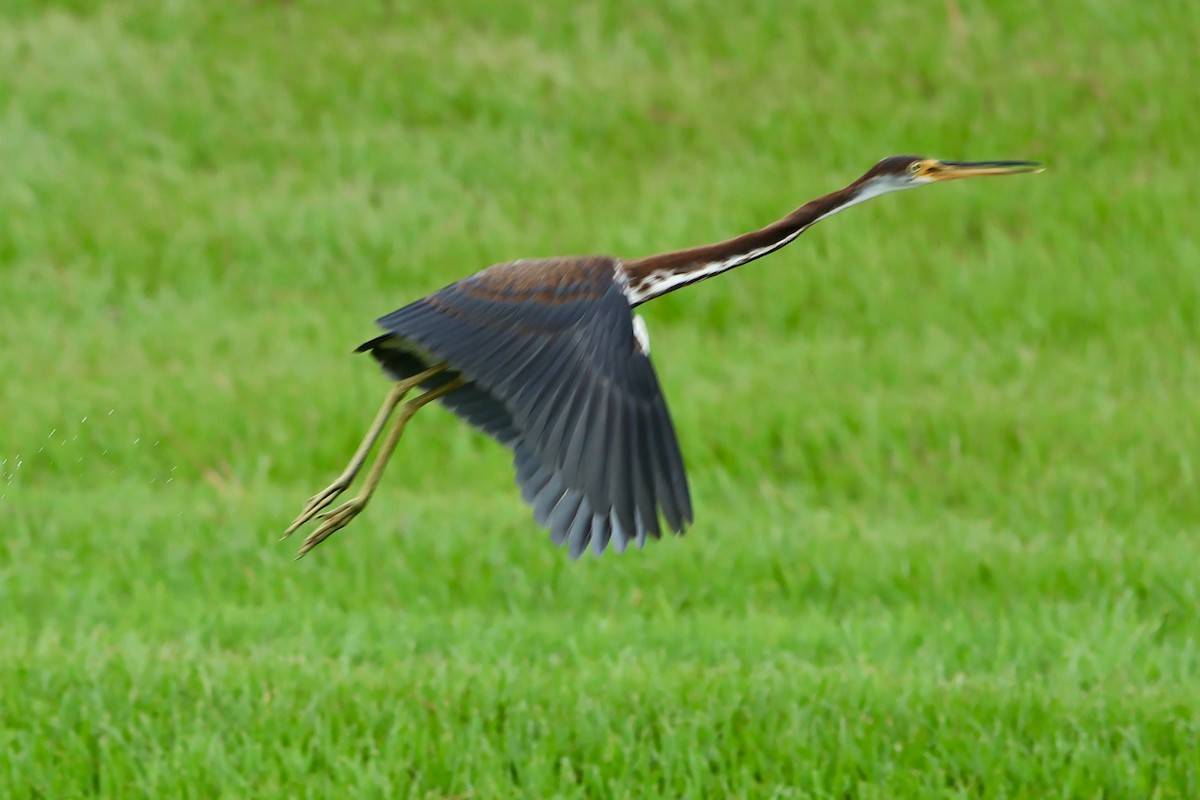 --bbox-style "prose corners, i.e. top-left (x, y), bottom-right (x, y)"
top-left (621, 183), bottom-right (861, 306)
